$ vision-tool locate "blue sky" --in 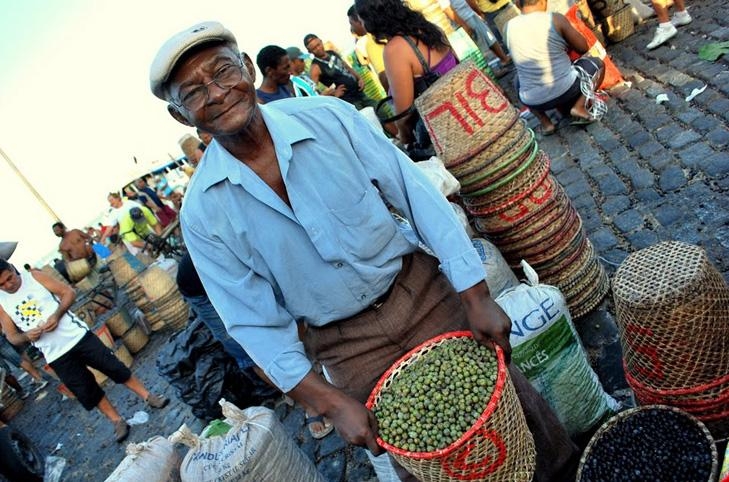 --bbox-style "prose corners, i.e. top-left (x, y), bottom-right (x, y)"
top-left (0, 0), bottom-right (354, 265)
